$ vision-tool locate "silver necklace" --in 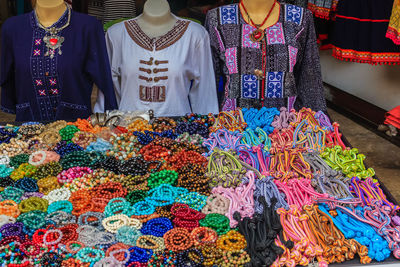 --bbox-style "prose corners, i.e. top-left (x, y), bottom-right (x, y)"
top-left (35, 6), bottom-right (71, 59)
